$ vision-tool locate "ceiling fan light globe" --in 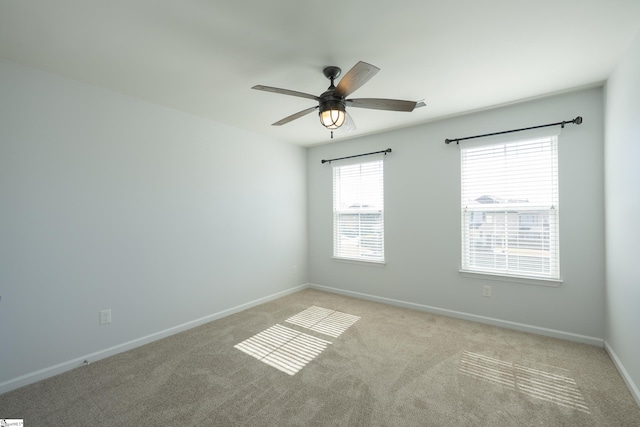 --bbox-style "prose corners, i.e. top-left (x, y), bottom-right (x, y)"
top-left (320, 109), bottom-right (345, 129)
